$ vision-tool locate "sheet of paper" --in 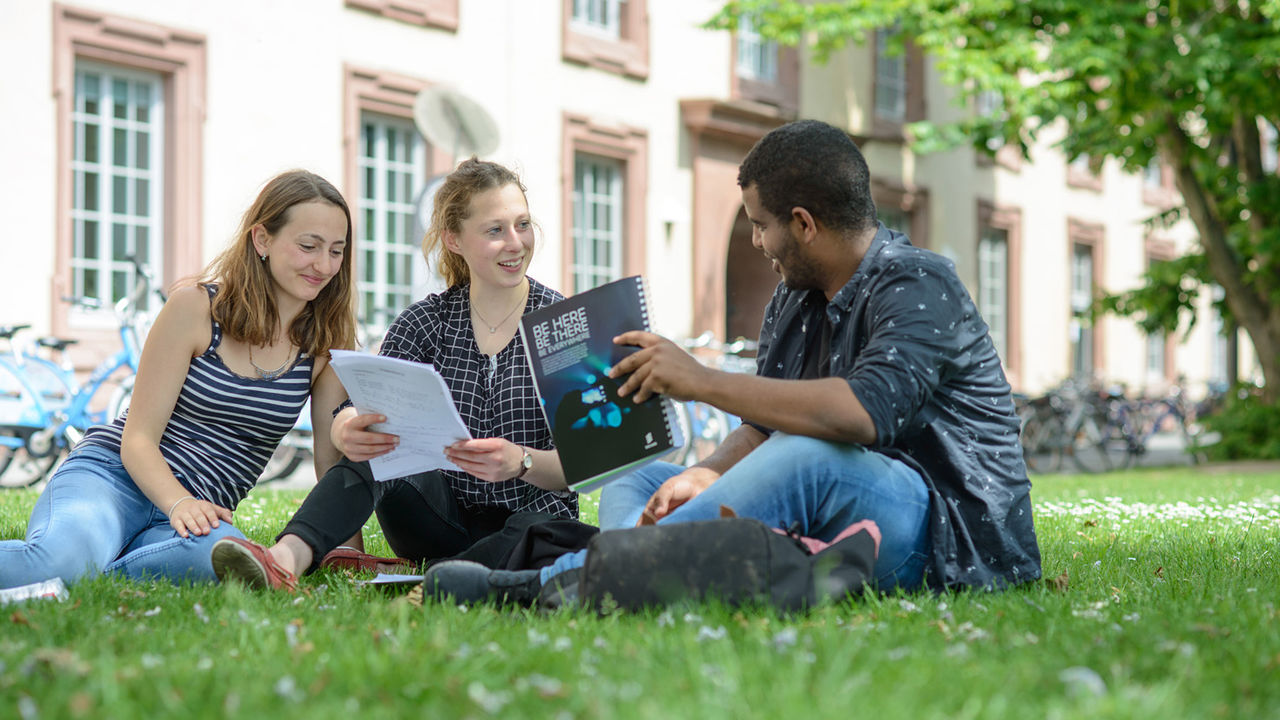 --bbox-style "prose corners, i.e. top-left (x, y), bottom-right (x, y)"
top-left (329, 349), bottom-right (473, 481)
top-left (356, 573), bottom-right (425, 586)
